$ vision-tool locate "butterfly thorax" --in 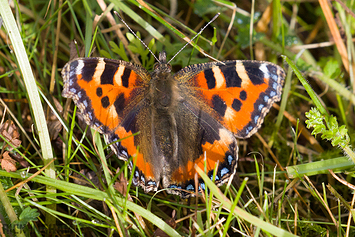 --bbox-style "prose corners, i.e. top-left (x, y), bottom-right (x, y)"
top-left (150, 63), bottom-right (174, 109)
